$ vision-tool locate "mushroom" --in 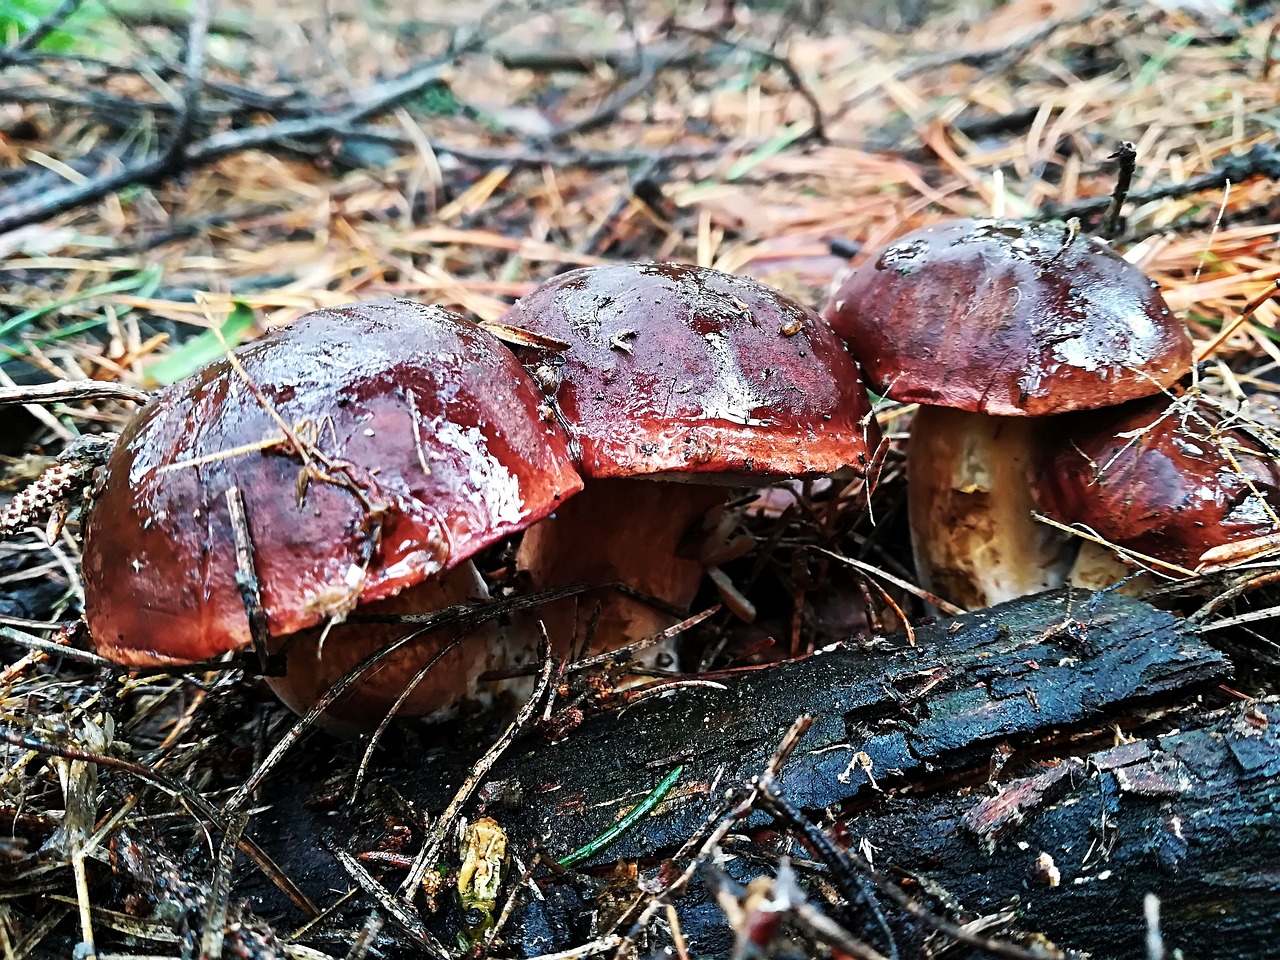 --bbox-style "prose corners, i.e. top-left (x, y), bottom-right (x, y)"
top-left (83, 300), bottom-right (583, 729)
top-left (498, 261), bottom-right (881, 662)
top-left (822, 218), bottom-right (1193, 609)
top-left (1032, 392), bottom-right (1280, 588)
